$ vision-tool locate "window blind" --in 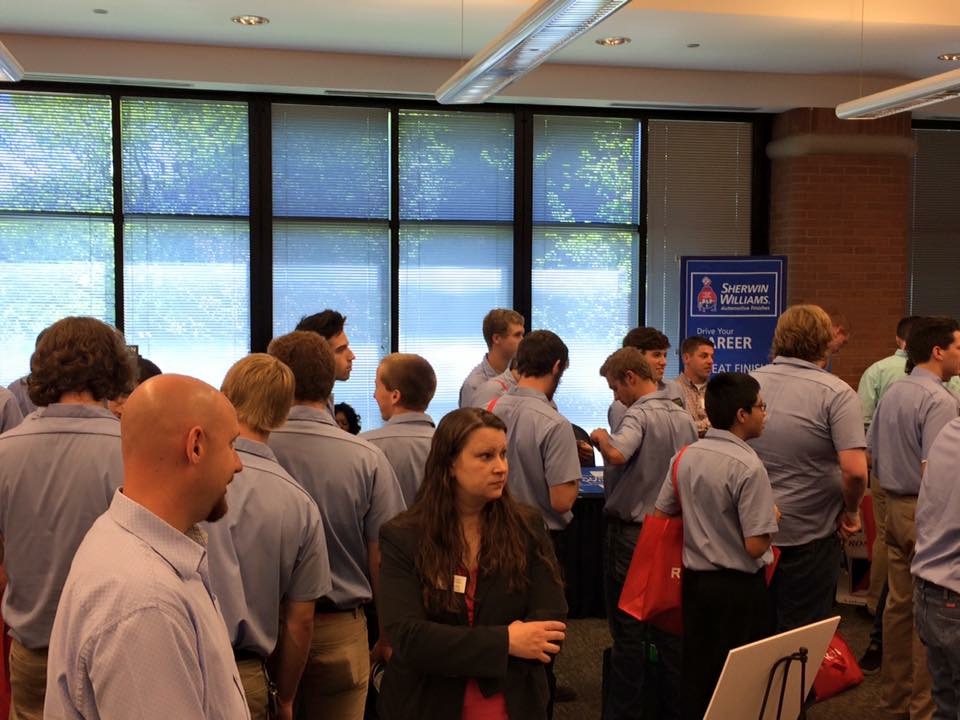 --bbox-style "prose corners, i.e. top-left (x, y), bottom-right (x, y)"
top-left (398, 110), bottom-right (515, 418)
top-left (121, 97), bottom-right (250, 386)
top-left (646, 119), bottom-right (753, 377)
top-left (909, 128), bottom-right (960, 317)
top-left (532, 114), bottom-right (640, 432)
